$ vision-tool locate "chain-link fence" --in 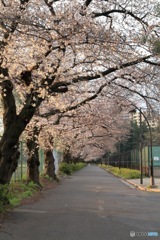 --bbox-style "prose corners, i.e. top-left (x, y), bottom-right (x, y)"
top-left (105, 146), bottom-right (160, 177)
top-left (108, 149), bottom-right (140, 169)
top-left (11, 141), bottom-right (45, 182)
